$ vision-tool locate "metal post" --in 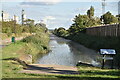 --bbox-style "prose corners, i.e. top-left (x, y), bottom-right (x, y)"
top-left (102, 54), bottom-right (105, 69)
top-left (22, 9), bottom-right (25, 25)
top-left (111, 55), bottom-right (114, 69)
top-left (1, 11), bottom-right (4, 21)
